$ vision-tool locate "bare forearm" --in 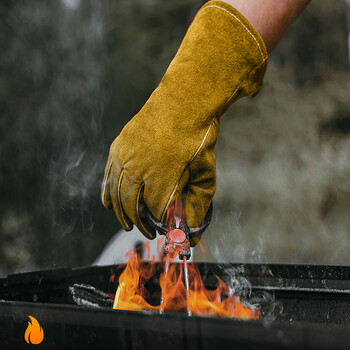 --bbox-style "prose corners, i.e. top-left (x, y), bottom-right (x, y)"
top-left (221, 0), bottom-right (311, 53)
